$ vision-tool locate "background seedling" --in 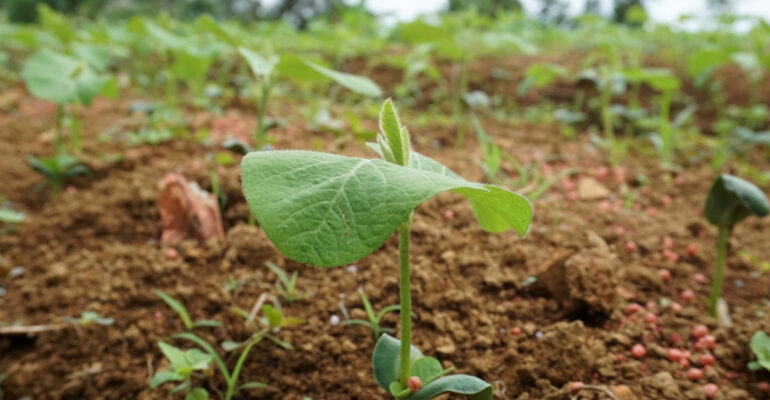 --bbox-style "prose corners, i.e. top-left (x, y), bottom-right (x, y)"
top-left (704, 174), bottom-right (769, 317)
top-left (342, 288), bottom-right (401, 338)
top-left (265, 261), bottom-right (310, 304)
top-left (241, 98), bottom-right (533, 399)
top-left (27, 153), bottom-right (89, 196)
top-left (749, 331), bottom-right (770, 372)
top-left (0, 206), bottom-right (24, 234)
top-left (154, 290), bottom-right (222, 331)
